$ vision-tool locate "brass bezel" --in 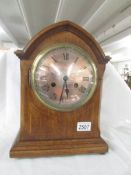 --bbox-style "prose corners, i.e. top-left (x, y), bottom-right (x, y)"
top-left (30, 43), bottom-right (97, 112)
